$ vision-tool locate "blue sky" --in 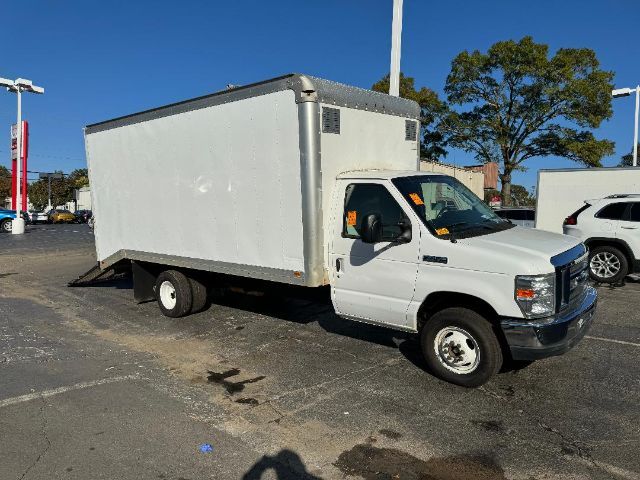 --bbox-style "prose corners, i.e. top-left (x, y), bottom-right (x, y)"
top-left (1, 0), bottom-right (638, 190)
